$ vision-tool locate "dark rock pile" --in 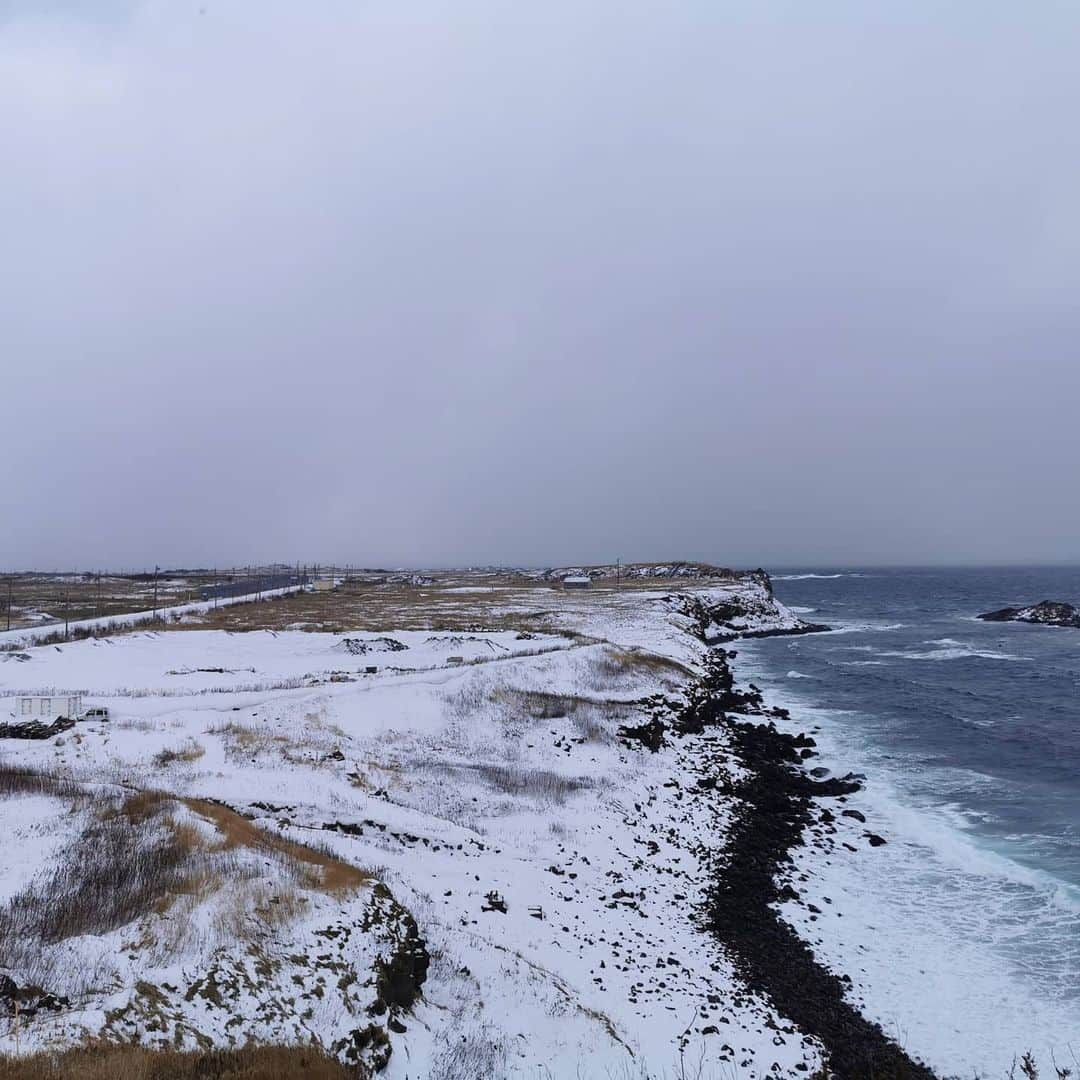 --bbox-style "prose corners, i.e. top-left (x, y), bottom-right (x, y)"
top-left (0, 716), bottom-right (76, 740)
top-left (334, 637), bottom-right (408, 655)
